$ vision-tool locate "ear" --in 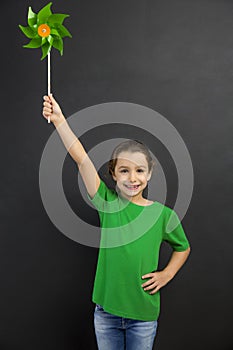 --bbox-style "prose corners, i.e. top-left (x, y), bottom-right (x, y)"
top-left (147, 171), bottom-right (152, 182)
top-left (112, 173), bottom-right (117, 181)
